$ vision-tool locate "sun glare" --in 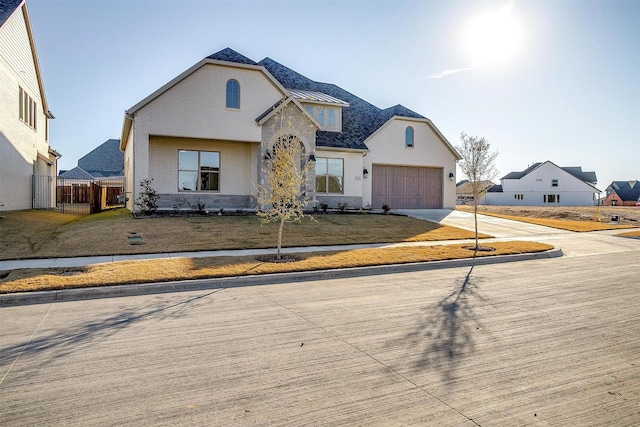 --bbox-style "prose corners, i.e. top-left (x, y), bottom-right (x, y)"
top-left (464, 5), bottom-right (523, 68)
